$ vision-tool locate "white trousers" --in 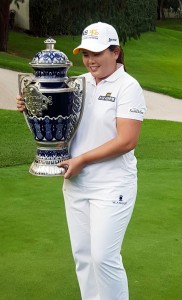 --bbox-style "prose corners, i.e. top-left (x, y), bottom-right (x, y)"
top-left (63, 181), bottom-right (137, 300)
